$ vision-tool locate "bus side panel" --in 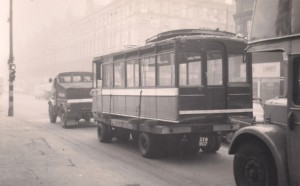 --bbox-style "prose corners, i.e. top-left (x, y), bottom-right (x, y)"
top-left (179, 87), bottom-right (206, 110)
top-left (125, 96), bottom-right (140, 116)
top-left (113, 95), bottom-right (126, 114)
top-left (102, 95), bottom-right (111, 113)
top-left (141, 96), bottom-right (157, 119)
top-left (227, 85), bottom-right (252, 109)
top-left (156, 96), bottom-right (178, 121)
